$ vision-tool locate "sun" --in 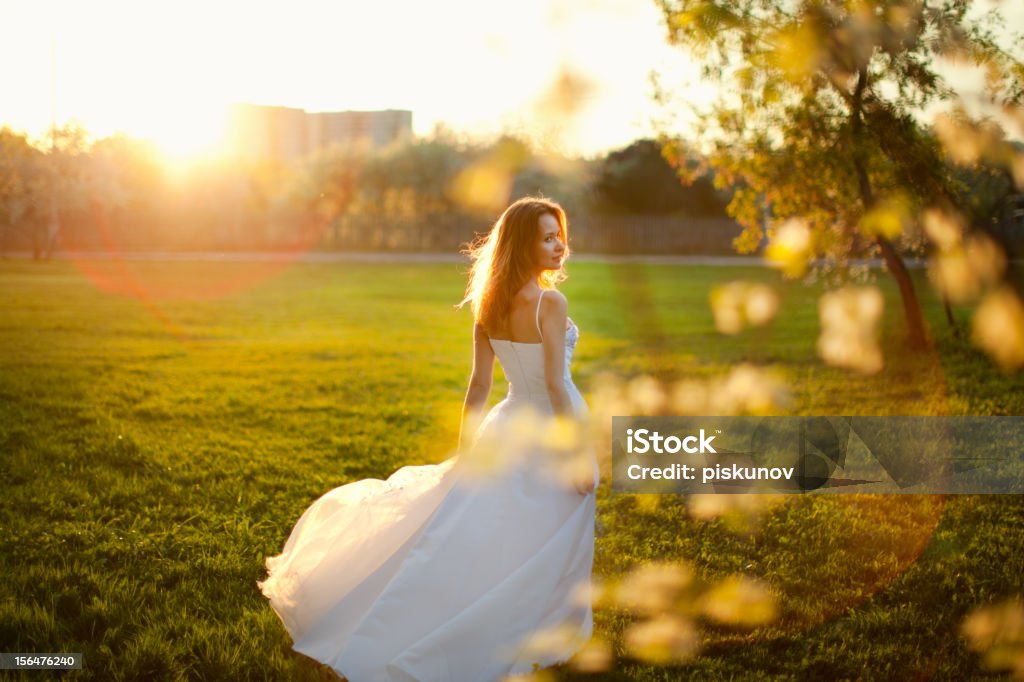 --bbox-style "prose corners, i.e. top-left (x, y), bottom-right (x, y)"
top-left (134, 102), bottom-right (231, 165)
